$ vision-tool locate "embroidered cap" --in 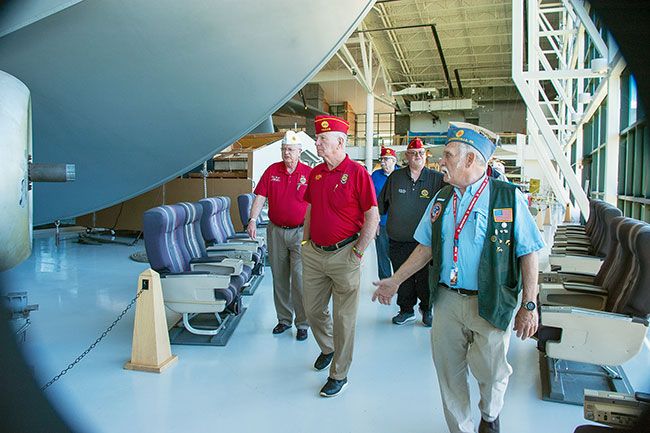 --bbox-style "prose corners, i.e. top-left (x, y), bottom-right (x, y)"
top-left (282, 130), bottom-right (302, 146)
top-left (407, 137), bottom-right (425, 150)
top-left (446, 122), bottom-right (499, 161)
top-left (315, 115), bottom-right (349, 134)
top-left (380, 147), bottom-right (397, 158)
